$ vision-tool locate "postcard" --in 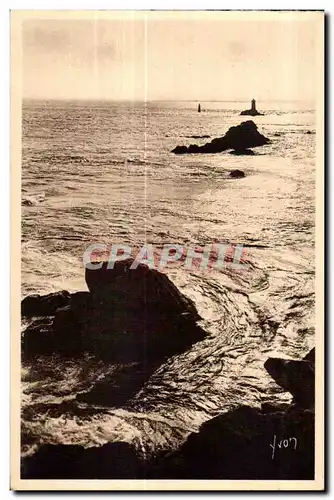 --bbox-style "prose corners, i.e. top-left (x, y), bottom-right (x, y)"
top-left (11, 10), bottom-right (324, 491)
